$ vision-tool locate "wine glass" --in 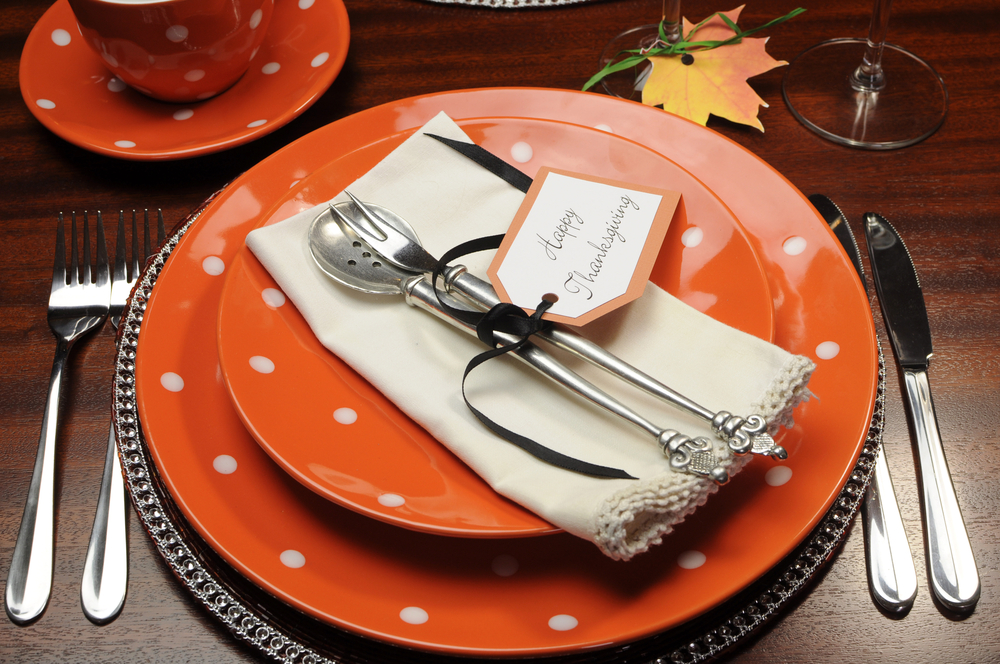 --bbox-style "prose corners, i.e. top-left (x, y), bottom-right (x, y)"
top-left (597, 0), bottom-right (682, 101)
top-left (781, 0), bottom-right (947, 150)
